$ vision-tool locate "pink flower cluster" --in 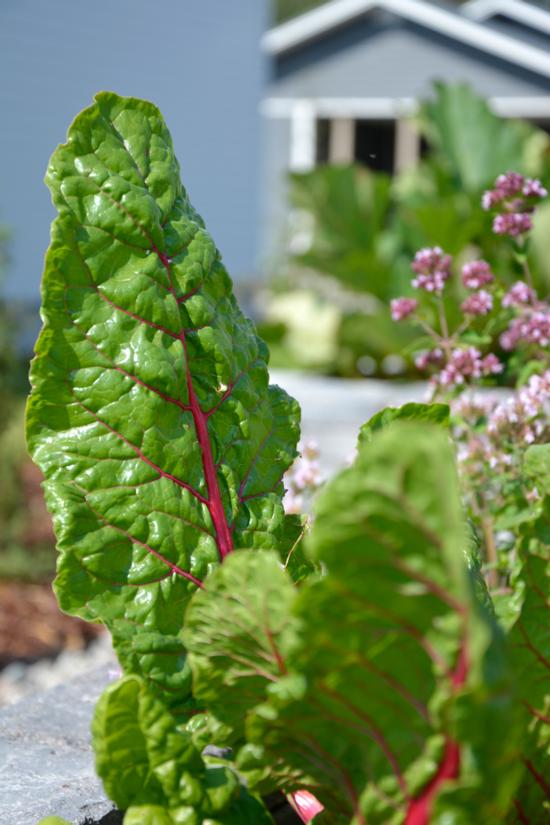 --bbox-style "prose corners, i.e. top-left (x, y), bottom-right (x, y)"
top-left (500, 307), bottom-right (550, 351)
top-left (493, 213), bottom-right (533, 237)
top-left (390, 297), bottom-right (418, 321)
top-left (482, 171), bottom-right (547, 238)
top-left (488, 371), bottom-right (550, 453)
top-left (411, 247), bottom-right (452, 294)
top-left (502, 280), bottom-right (536, 308)
top-left (453, 373), bottom-right (550, 499)
top-left (499, 280), bottom-right (550, 351)
top-left (437, 347), bottom-right (502, 388)
top-left (283, 439), bottom-right (323, 515)
top-left (461, 260), bottom-right (494, 290)
top-left (461, 290), bottom-right (493, 316)
top-left (414, 347), bottom-right (444, 370)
